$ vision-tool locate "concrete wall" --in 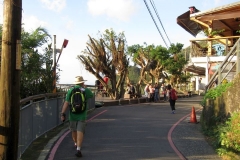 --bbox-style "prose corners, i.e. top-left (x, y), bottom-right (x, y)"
top-left (202, 73), bottom-right (240, 128)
